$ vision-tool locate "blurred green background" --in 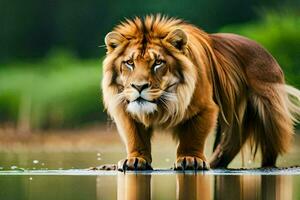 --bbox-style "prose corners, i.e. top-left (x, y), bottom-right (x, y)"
top-left (0, 0), bottom-right (299, 131)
